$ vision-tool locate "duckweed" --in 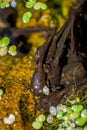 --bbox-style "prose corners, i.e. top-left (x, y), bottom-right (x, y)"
top-left (71, 105), bottom-right (83, 112)
top-left (23, 12), bottom-right (32, 23)
top-left (33, 2), bottom-right (47, 10)
top-left (0, 1), bottom-right (10, 8)
top-left (26, 1), bottom-right (34, 8)
top-left (63, 107), bottom-right (72, 114)
top-left (37, 114), bottom-right (46, 122)
top-left (76, 117), bottom-right (87, 126)
top-left (32, 121), bottom-right (43, 129)
top-left (0, 37), bottom-right (17, 56)
top-left (32, 97), bottom-right (87, 129)
top-left (8, 45), bottom-right (17, 56)
top-left (81, 109), bottom-right (87, 119)
top-left (70, 112), bottom-right (80, 120)
top-left (1, 37), bottom-right (10, 47)
top-left (56, 111), bottom-right (64, 120)
top-left (0, 89), bottom-right (3, 96)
